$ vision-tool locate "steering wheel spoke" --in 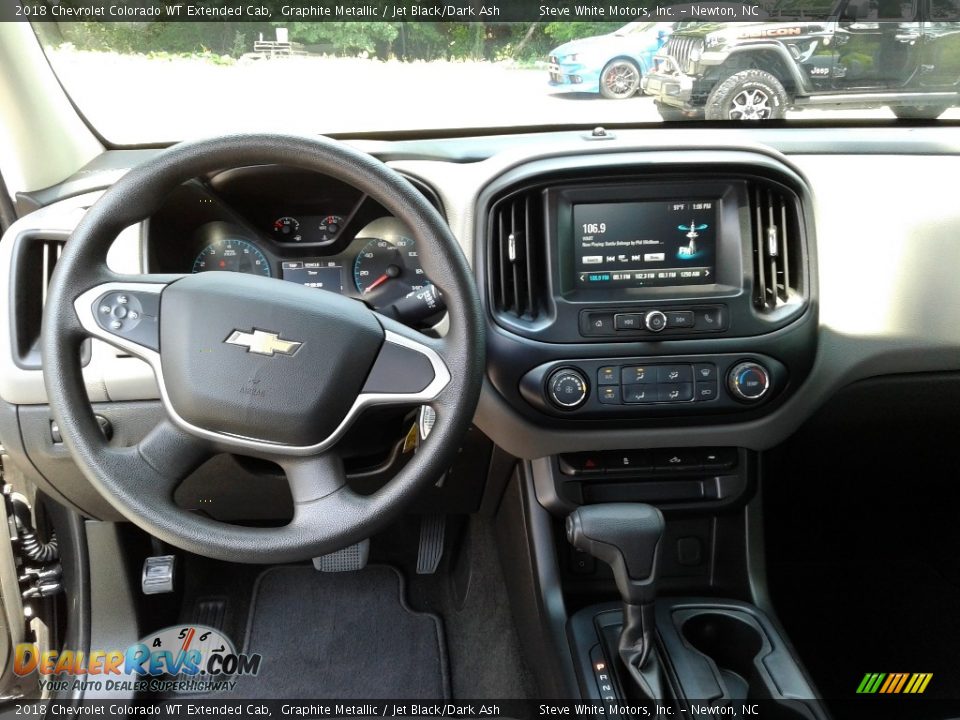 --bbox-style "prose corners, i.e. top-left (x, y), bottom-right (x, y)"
top-left (136, 419), bottom-right (212, 491)
top-left (97, 419), bottom-right (212, 505)
top-left (361, 313), bottom-right (451, 406)
top-left (280, 451), bottom-right (349, 506)
top-left (72, 276), bottom-right (183, 364)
